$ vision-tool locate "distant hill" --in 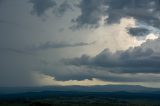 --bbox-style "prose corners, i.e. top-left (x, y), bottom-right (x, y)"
top-left (0, 85), bottom-right (160, 94)
top-left (1, 86), bottom-right (160, 106)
